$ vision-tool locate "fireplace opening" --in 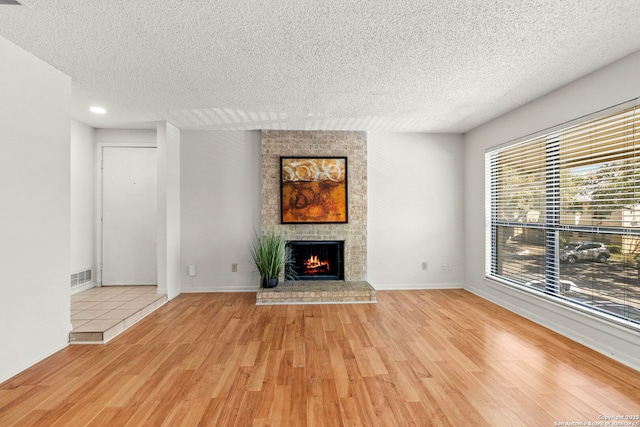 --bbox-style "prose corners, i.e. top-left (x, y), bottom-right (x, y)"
top-left (286, 240), bottom-right (344, 281)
